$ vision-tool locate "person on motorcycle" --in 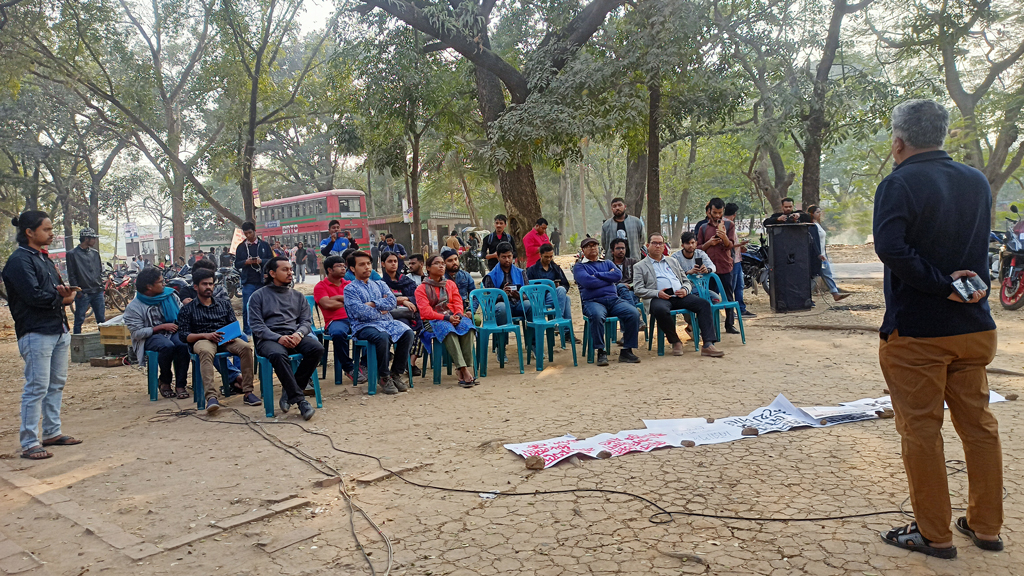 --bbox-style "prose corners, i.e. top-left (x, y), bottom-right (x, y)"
top-left (445, 230), bottom-right (461, 251)
top-left (219, 247), bottom-right (233, 268)
top-left (67, 227), bottom-right (105, 333)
